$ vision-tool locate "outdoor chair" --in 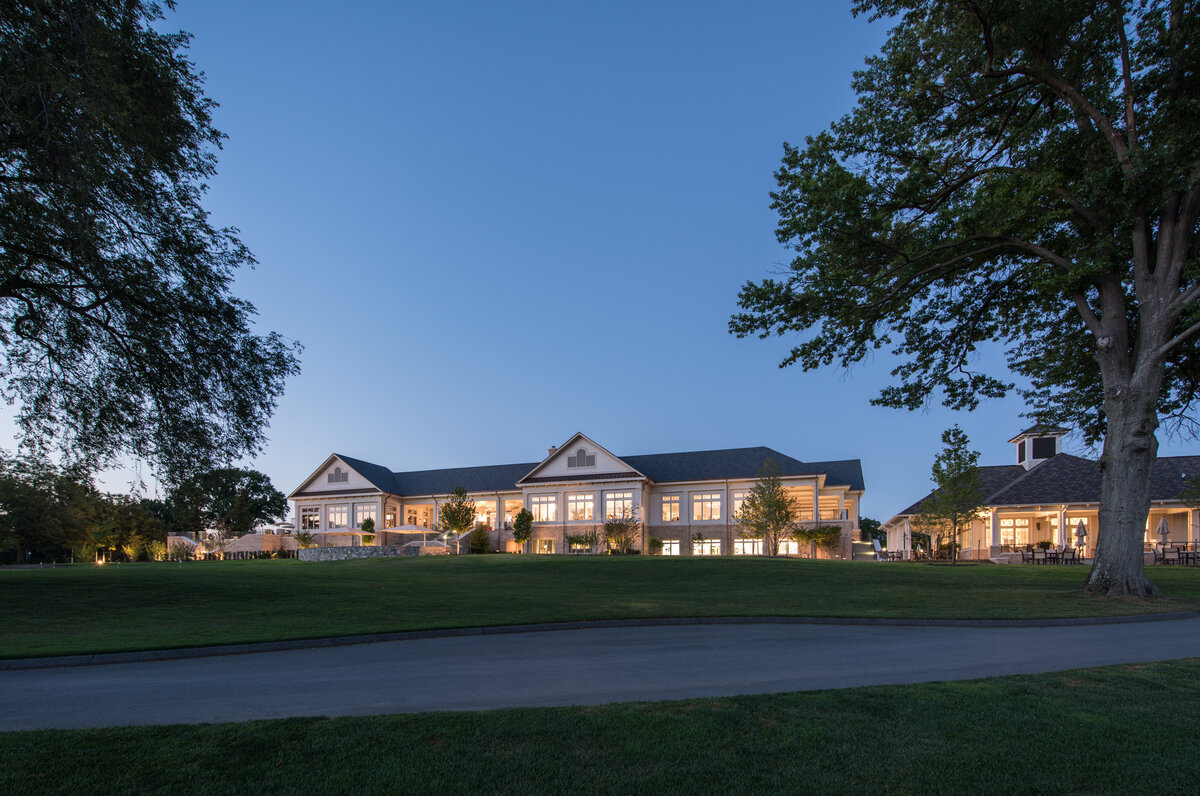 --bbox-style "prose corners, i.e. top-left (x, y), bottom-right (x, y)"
top-left (1163, 547), bottom-right (1181, 565)
top-left (1033, 549), bottom-right (1047, 564)
top-left (1060, 548), bottom-right (1077, 565)
top-left (1020, 548), bottom-right (1033, 564)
